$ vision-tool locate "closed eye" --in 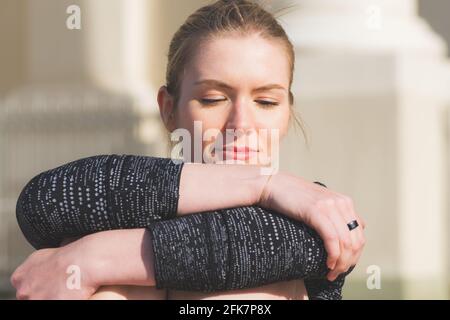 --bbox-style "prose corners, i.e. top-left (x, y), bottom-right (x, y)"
top-left (201, 98), bottom-right (226, 105)
top-left (201, 99), bottom-right (279, 107)
top-left (256, 100), bottom-right (279, 107)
